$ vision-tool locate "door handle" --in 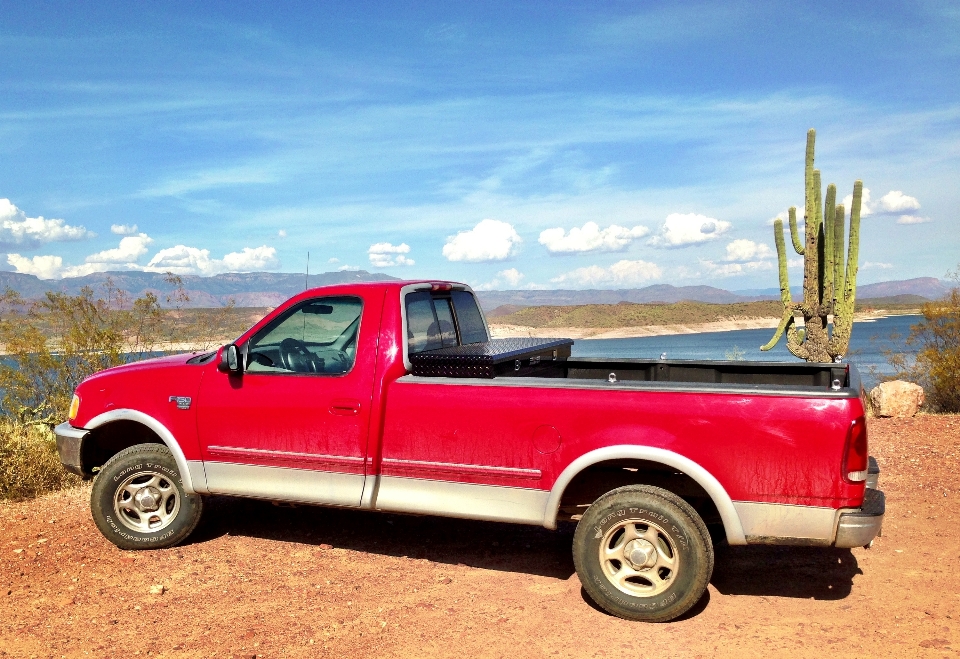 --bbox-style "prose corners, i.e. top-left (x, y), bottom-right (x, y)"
top-left (329, 399), bottom-right (361, 416)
